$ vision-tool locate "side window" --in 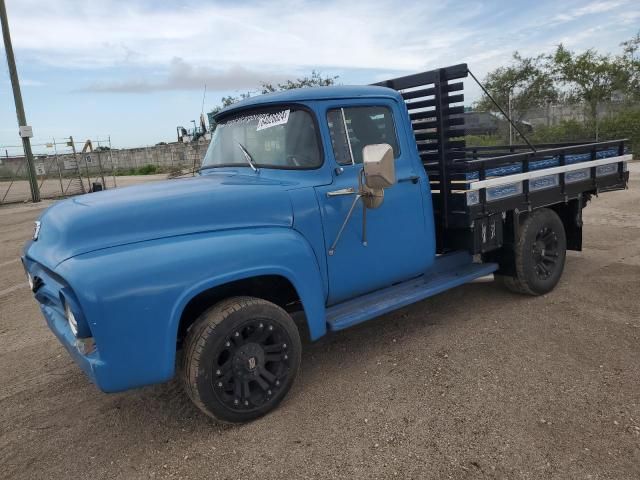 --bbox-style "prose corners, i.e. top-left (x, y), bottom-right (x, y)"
top-left (327, 106), bottom-right (399, 165)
